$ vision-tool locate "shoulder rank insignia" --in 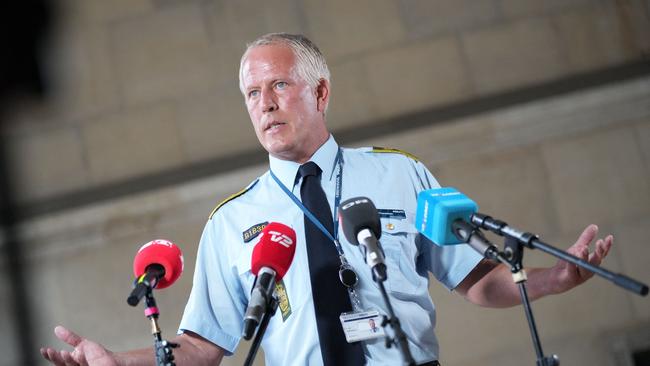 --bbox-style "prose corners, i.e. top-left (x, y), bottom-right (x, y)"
top-left (370, 147), bottom-right (420, 162)
top-left (208, 179), bottom-right (259, 220)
